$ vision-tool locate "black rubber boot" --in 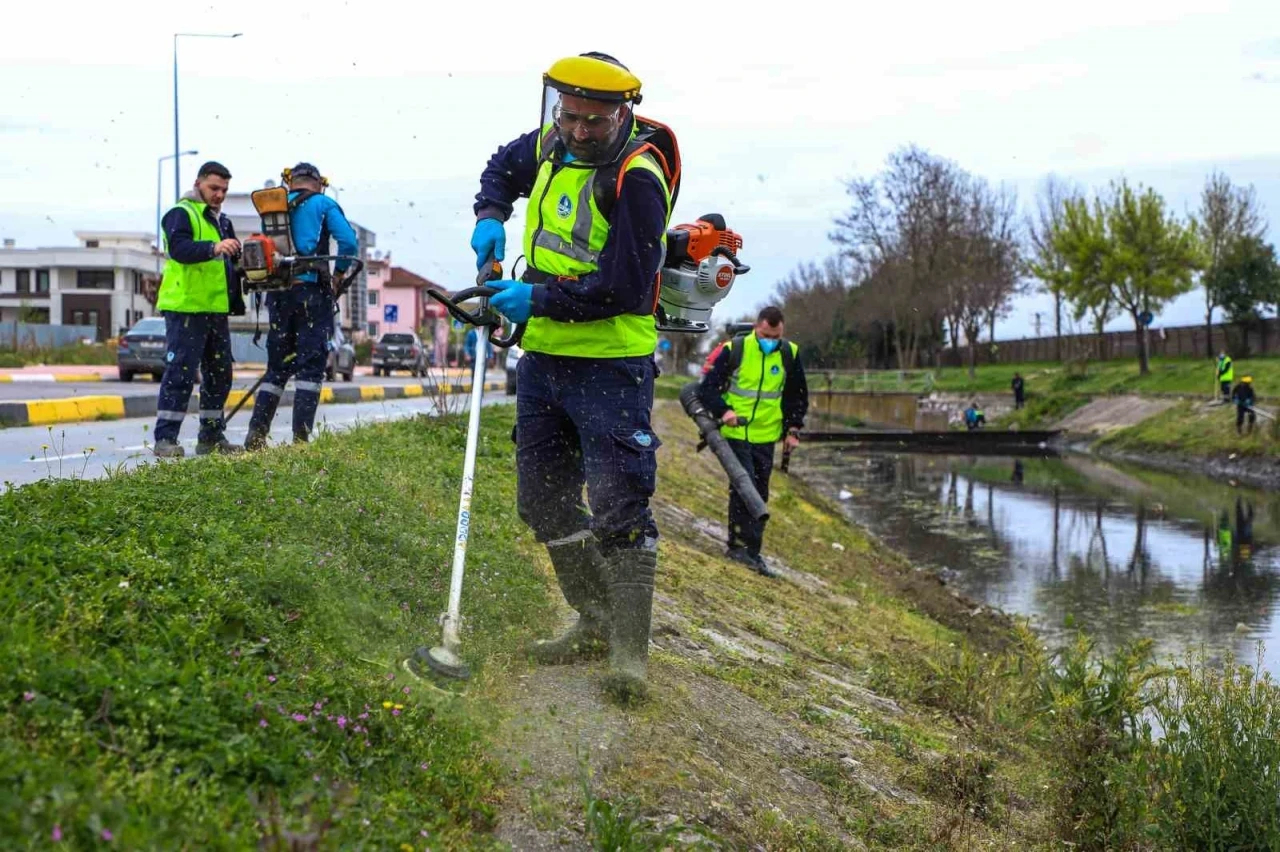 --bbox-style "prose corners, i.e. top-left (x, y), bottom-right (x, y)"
top-left (195, 436), bottom-right (244, 456)
top-left (243, 427), bottom-right (269, 452)
top-left (602, 546), bottom-right (657, 704)
top-left (528, 533), bottom-right (611, 664)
